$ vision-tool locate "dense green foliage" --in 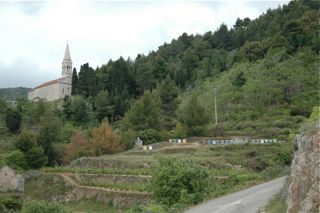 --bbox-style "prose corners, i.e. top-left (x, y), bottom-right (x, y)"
top-left (5, 109), bottom-right (22, 133)
top-left (151, 158), bottom-right (209, 206)
top-left (0, 194), bottom-right (23, 212)
top-left (67, 0), bottom-right (319, 139)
